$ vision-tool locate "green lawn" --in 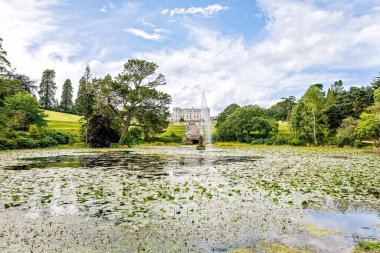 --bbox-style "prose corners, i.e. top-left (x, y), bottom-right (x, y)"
top-left (159, 122), bottom-right (217, 138)
top-left (278, 121), bottom-right (291, 135)
top-left (158, 124), bottom-right (185, 137)
top-left (44, 110), bottom-right (82, 131)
